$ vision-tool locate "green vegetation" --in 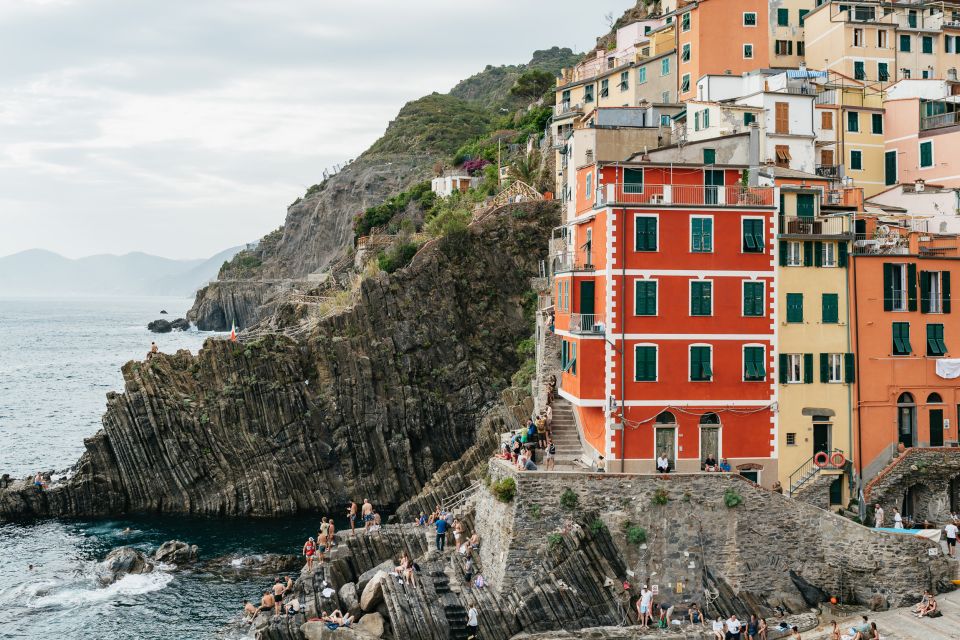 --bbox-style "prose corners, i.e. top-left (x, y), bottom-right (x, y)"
top-left (547, 532), bottom-right (564, 550)
top-left (509, 69), bottom-right (555, 100)
top-left (652, 488), bottom-right (670, 505)
top-left (424, 192), bottom-right (471, 238)
top-left (625, 524), bottom-right (647, 545)
top-left (377, 242), bottom-right (420, 274)
top-left (511, 335), bottom-right (537, 389)
top-left (529, 504), bottom-right (542, 520)
top-left (490, 477), bottom-right (517, 503)
top-left (560, 488), bottom-right (579, 511)
top-left (354, 181), bottom-right (435, 238)
top-left (366, 93), bottom-right (495, 157)
top-left (589, 518), bottom-right (608, 535)
top-left (450, 47), bottom-right (581, 107)
top-left (723, 488), bottom-right (744, 508)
